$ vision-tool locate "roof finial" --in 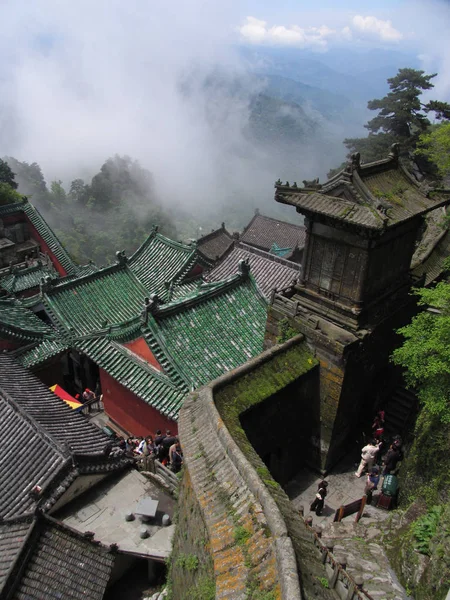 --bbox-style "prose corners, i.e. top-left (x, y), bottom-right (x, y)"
top-left (302, 178), bottom-right (321, 189)
top-left (388, 143), bottom-right (400, 160)
top-left (115, 250), bottom-right (128, 265)
top-left (238, 258), bottom-right (251, 279)
top-left (141, 294), bottom-right (160, 323)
